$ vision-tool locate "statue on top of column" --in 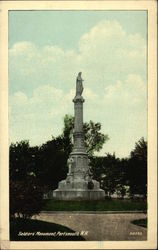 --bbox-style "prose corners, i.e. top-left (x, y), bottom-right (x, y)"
top-left (76, 72), bottom-right (84, 96)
